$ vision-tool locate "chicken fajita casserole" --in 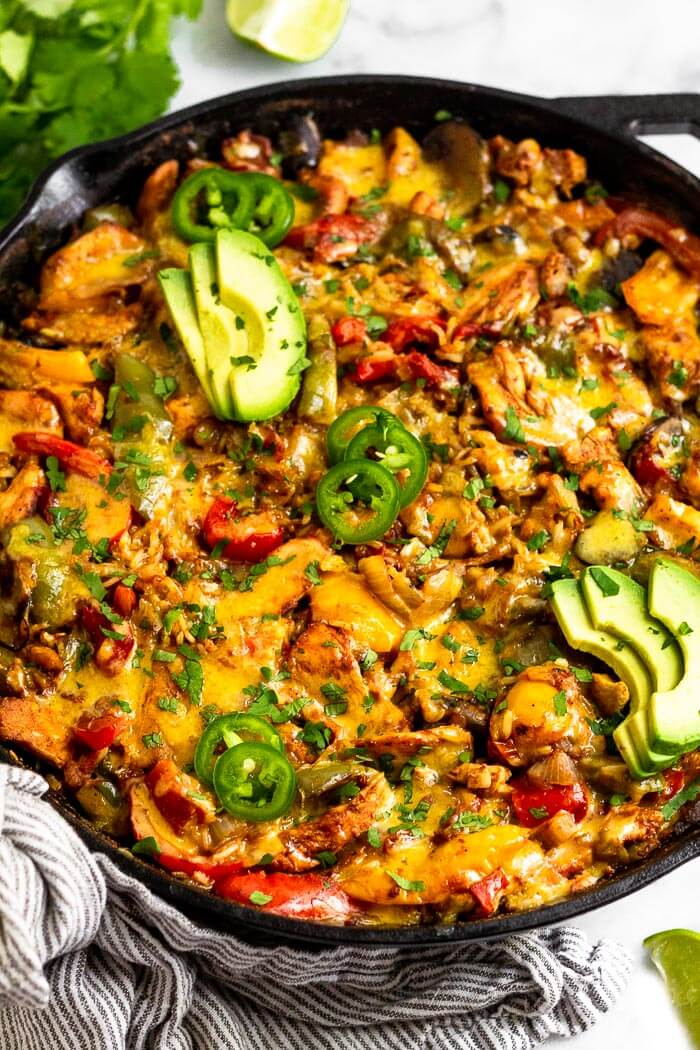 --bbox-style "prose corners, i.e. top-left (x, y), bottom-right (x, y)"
top-left (2, 114), bottom-right (700, 927)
